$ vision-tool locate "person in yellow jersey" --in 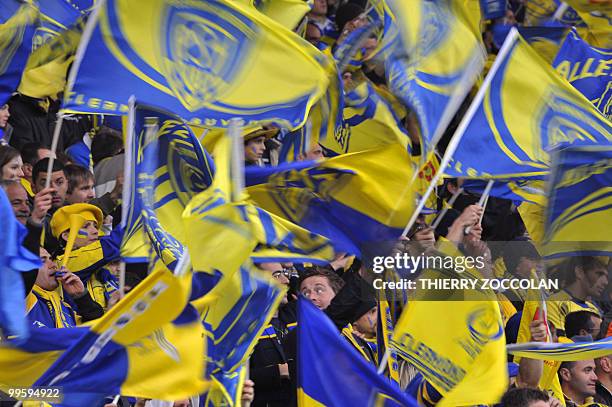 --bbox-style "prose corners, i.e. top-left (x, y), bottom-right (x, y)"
top-left (50, 203), bottom-right (122, 310)
top-left (547, 257), bottom-right (608, 337)
top-left (26, 247), bottom-right (103, 328)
